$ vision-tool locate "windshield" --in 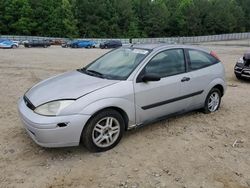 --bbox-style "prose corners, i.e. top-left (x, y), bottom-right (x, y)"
top-left (82, 47), bottom-right (150, 80)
